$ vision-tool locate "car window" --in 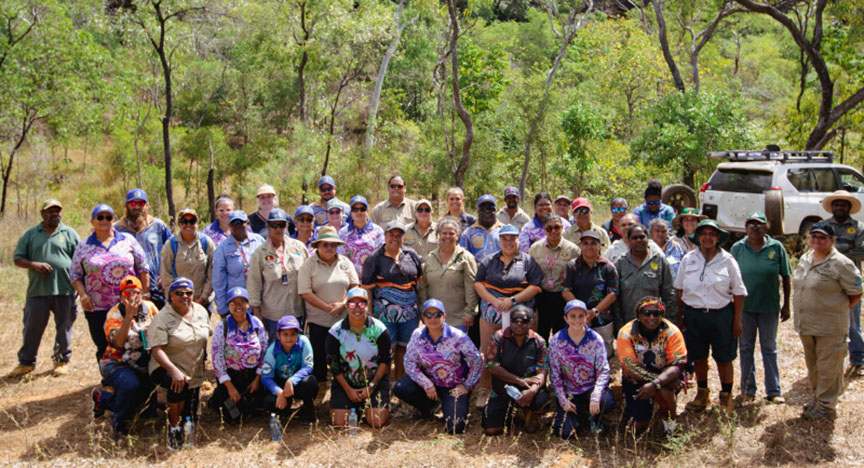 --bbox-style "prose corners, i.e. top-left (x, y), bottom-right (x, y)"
top-left (787, 168), bottom-right (839, 192)
top-left (707, 169), bottom-right (773, 193)
top-left (838, 169), bottom-right (864, 193)
top-left (812, 168), bottom-right (838, 192)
